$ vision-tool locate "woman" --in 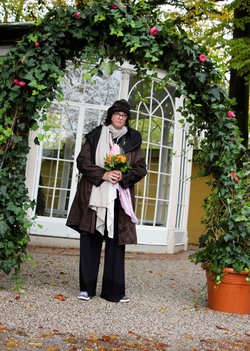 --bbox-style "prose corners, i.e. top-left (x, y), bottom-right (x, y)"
top-left (66, 99), bottom-right (147, 303)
